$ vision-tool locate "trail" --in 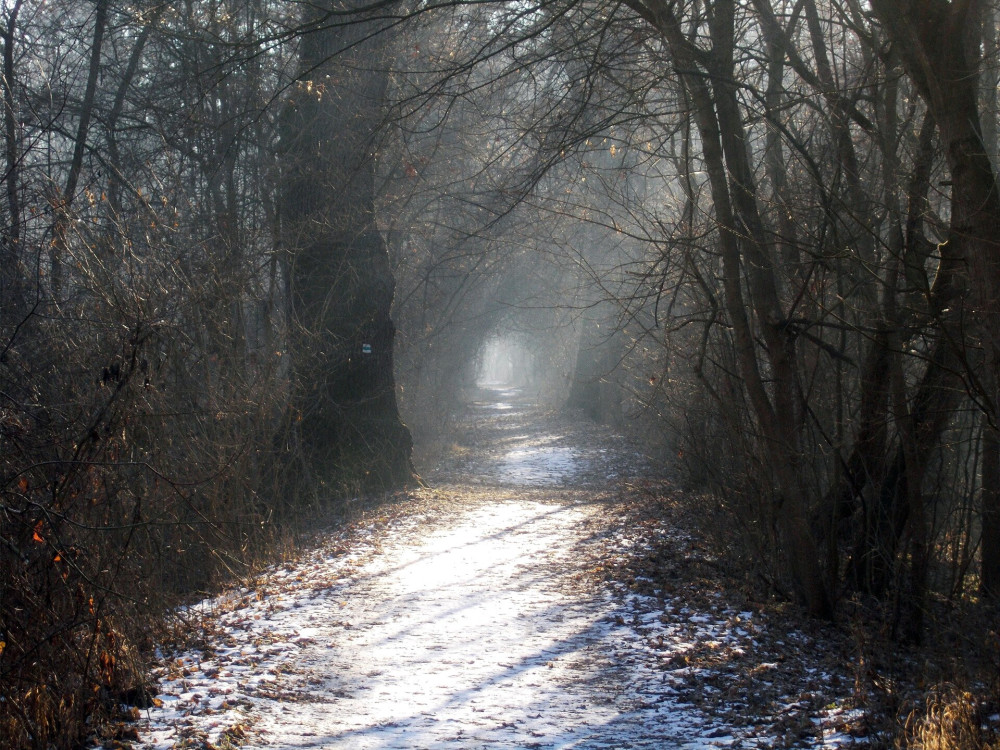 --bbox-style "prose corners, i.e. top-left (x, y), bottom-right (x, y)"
top-left (137, 388), bottom-right (863, 749)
